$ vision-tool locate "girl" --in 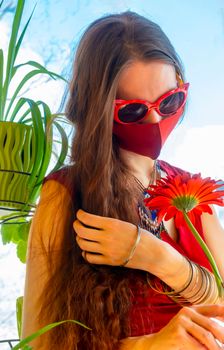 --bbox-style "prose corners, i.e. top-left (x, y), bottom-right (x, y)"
top-left (22, 11), bottom-right (224, 350)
